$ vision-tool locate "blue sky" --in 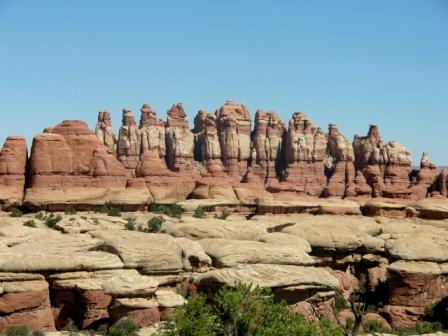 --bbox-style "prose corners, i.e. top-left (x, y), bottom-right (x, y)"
top-left (0, 0), bottom-right (447, 164)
